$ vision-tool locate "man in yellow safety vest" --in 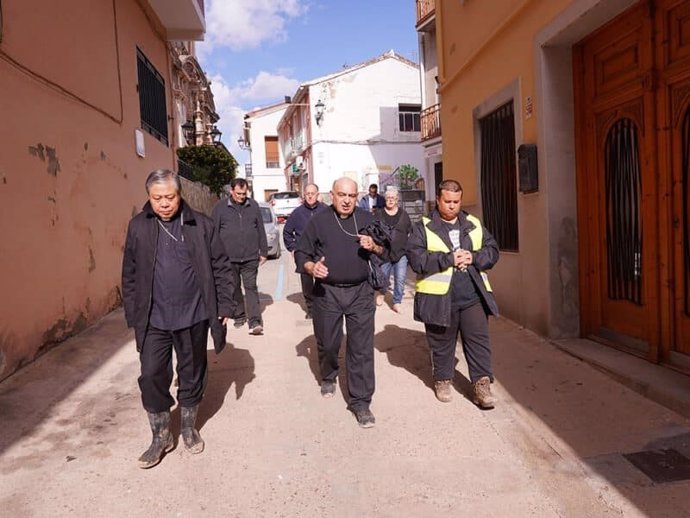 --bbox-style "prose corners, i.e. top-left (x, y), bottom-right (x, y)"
top-left (407, 180), bottom-right (500, 408)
